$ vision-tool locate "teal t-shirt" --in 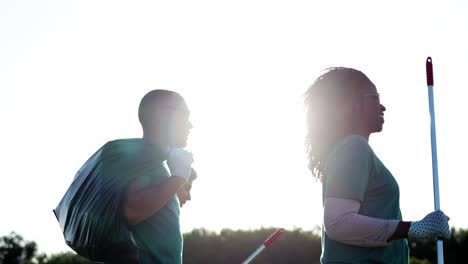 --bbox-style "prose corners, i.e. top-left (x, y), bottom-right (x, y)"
top-left (321, 135), bottom-right (409, 264)
top-left (126, 142), bottom-right (183, 264)
top-left (100, 138), bottom-right (183, 264)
